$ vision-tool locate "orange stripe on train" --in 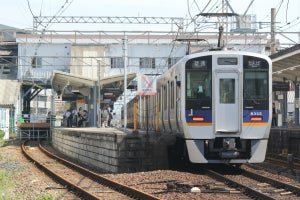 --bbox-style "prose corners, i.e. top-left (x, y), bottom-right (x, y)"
top-left (187, 122), bottom-right (268, 126)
